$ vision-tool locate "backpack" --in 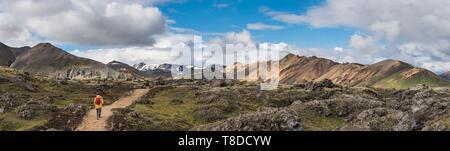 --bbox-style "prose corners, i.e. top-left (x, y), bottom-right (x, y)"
top-left (95, 97), bottom-right (102, 105)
